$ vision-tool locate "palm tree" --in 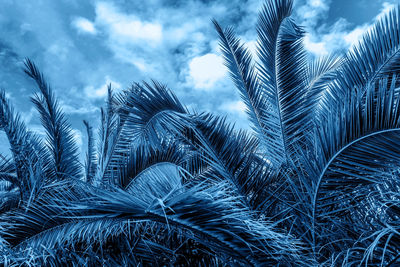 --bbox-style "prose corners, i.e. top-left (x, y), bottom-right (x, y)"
top-left (0, 0), bottom-right (400, 265)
